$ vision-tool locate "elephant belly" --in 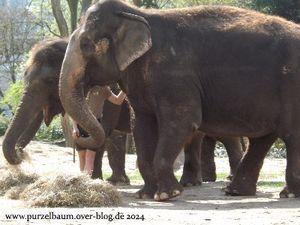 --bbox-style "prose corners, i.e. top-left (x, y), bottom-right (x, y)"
top-left (200, 116), bottom-right (277, 138)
